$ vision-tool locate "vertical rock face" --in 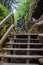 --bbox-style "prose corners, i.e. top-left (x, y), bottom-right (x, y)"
top-left (32, 0), bottom-right (43, 20)
top-left (29, 0), bottom-right (38, 21)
